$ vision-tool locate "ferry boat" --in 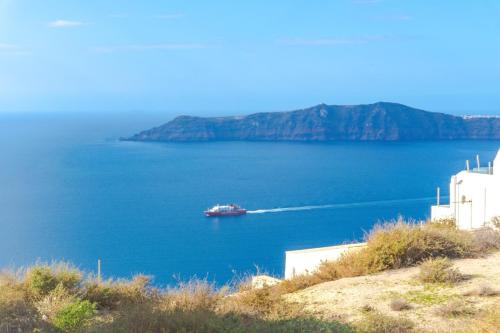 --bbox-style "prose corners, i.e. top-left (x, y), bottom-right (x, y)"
top-left (204, 204), bottom-right (247, 217)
